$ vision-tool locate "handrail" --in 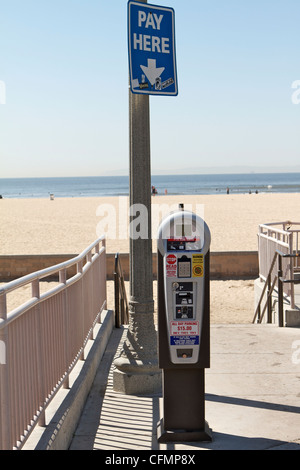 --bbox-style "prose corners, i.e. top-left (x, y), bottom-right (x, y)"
top-left (258, 221), bottom-right (300, 298)
top-left (253, 251), bottom-right (278, 324)
top-left (114, 253), bottom-right (129, 328)
top-left (277, 251), bottom-right (300, 327)
top-left (0, 235), bottom-right (105, 298)
top-left (0, 236), bottom-right (107, 450)
top-left (253, 249), bottom-right (300, 327)
top-left (0, 235), bottom-right (106, 326)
